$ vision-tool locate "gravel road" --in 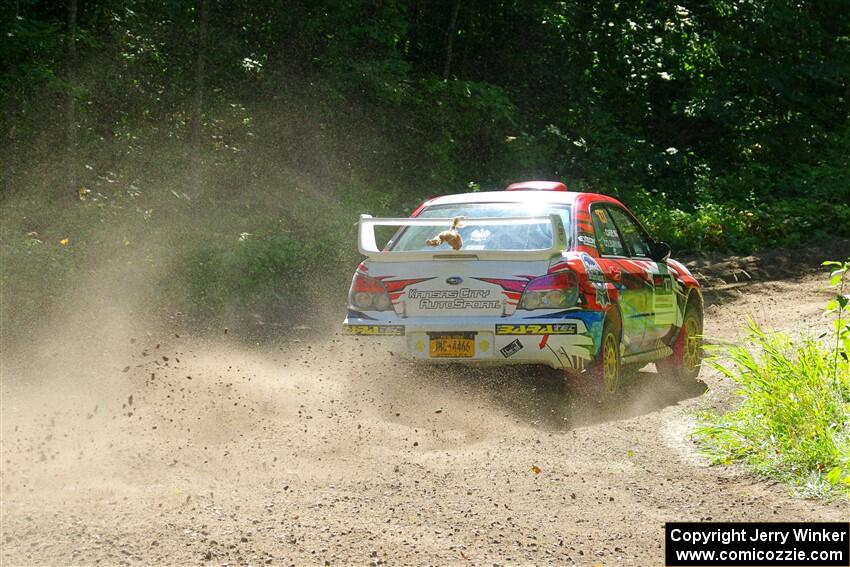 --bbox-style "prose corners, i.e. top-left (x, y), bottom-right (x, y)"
top-left (2, 250), bottom-right (848, 566)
